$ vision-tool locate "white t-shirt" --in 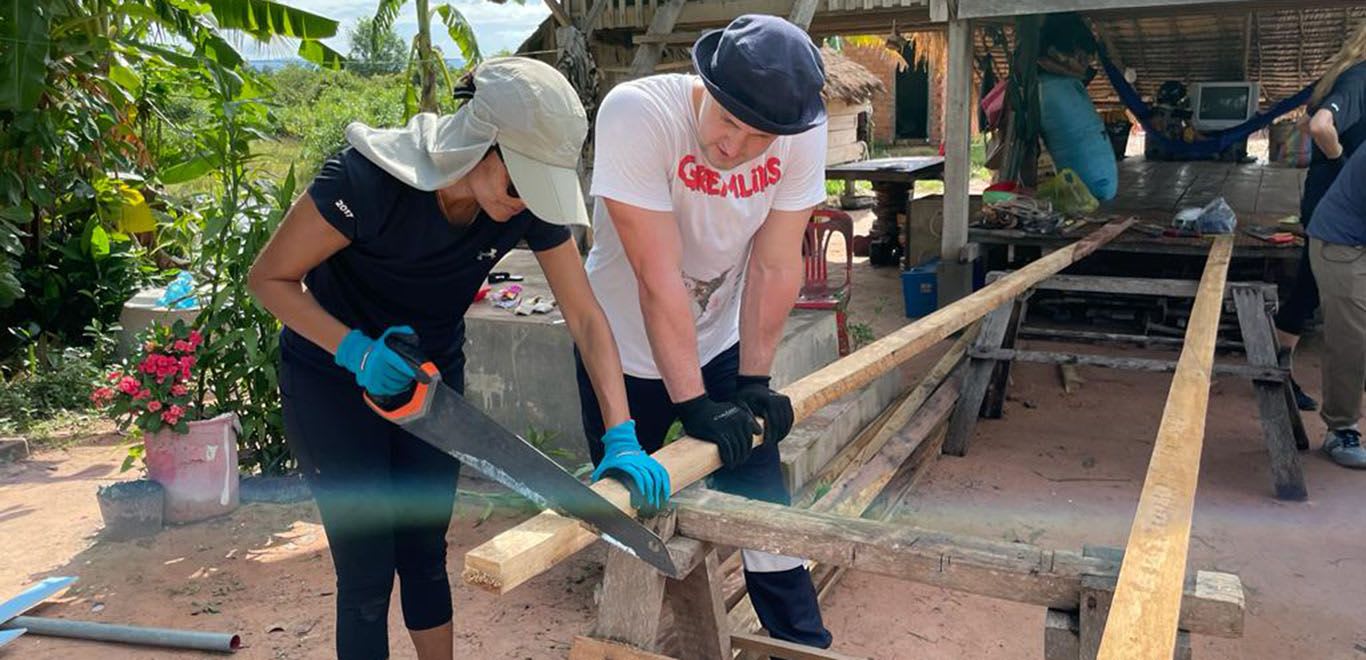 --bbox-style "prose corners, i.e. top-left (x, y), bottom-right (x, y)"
top-left (586, 74), bottom-right (828, 379)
